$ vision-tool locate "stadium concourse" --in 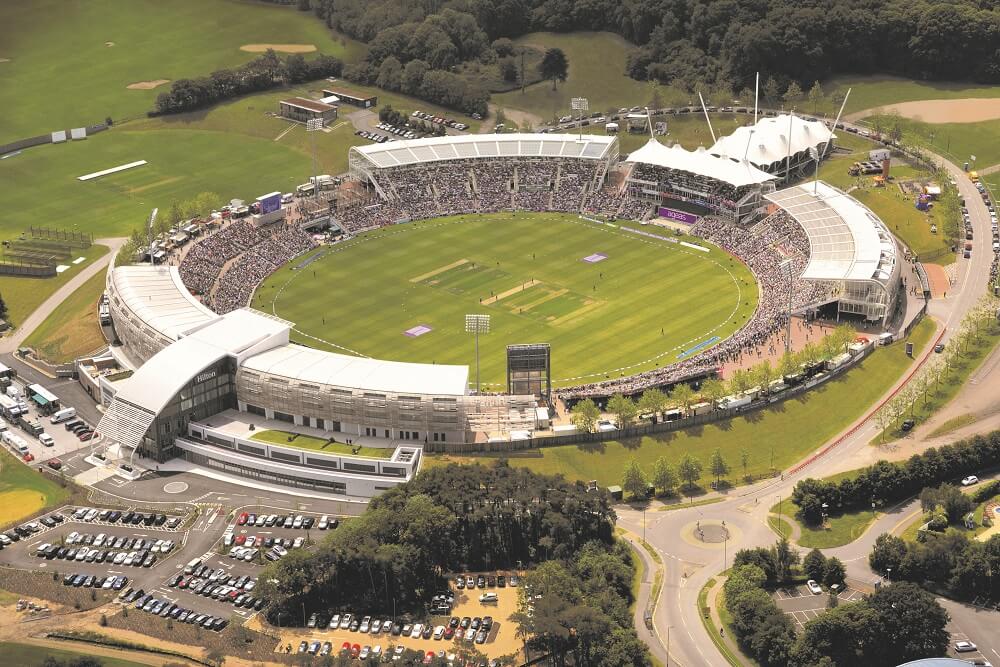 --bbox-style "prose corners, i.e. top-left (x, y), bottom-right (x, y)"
top-left (93, 126), bottom-right (902, 497)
